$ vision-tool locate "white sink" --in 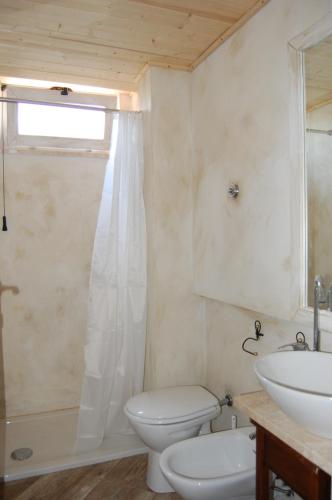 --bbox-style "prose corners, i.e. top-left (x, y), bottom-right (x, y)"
top-left (254, 351), bottom-right (332, 439)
